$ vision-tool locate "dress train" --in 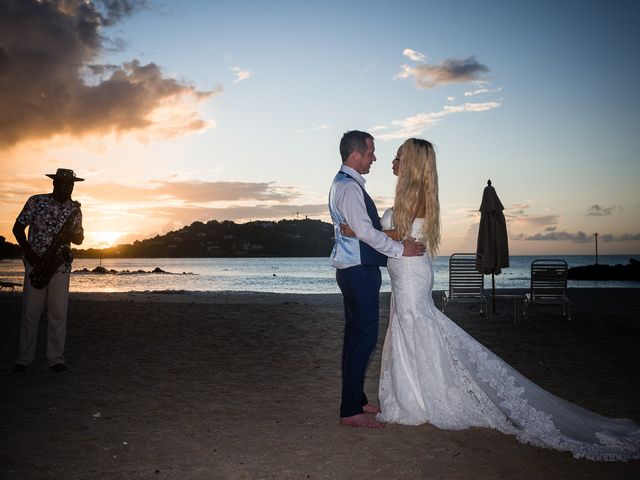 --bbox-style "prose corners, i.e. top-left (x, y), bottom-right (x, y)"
top-left (377, 213), bottom-right (640, 461)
